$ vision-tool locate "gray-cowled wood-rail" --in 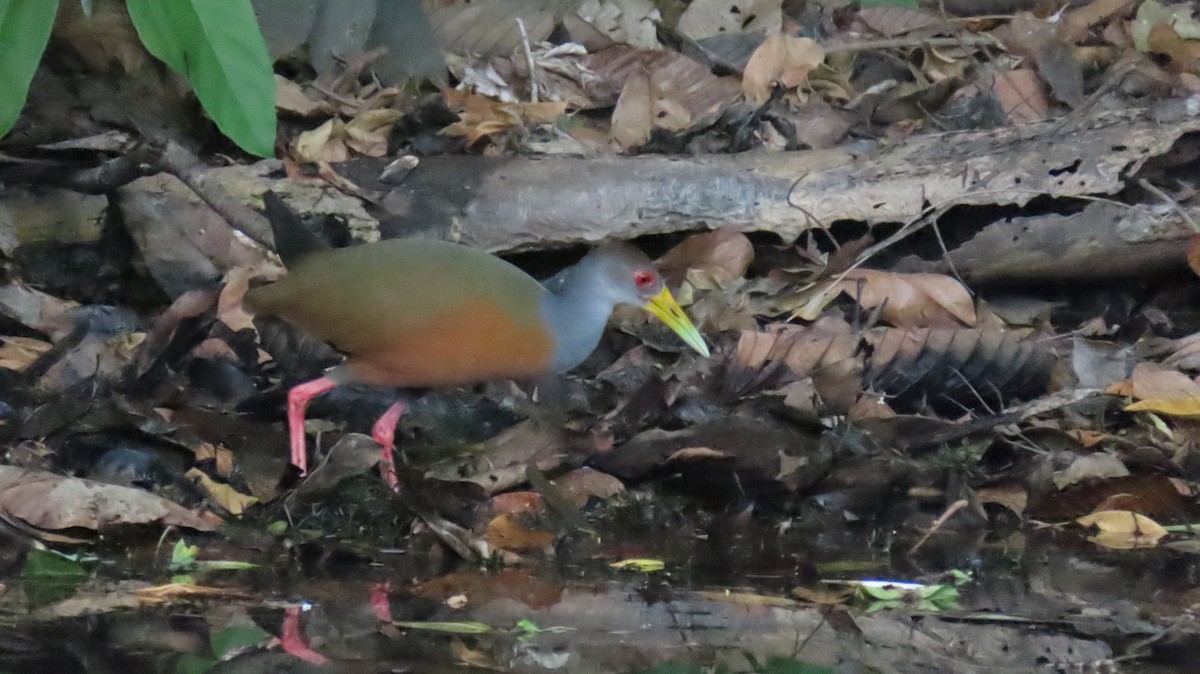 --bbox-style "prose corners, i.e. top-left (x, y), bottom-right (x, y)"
top-left (245, 201), bottom-right (709, 488)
